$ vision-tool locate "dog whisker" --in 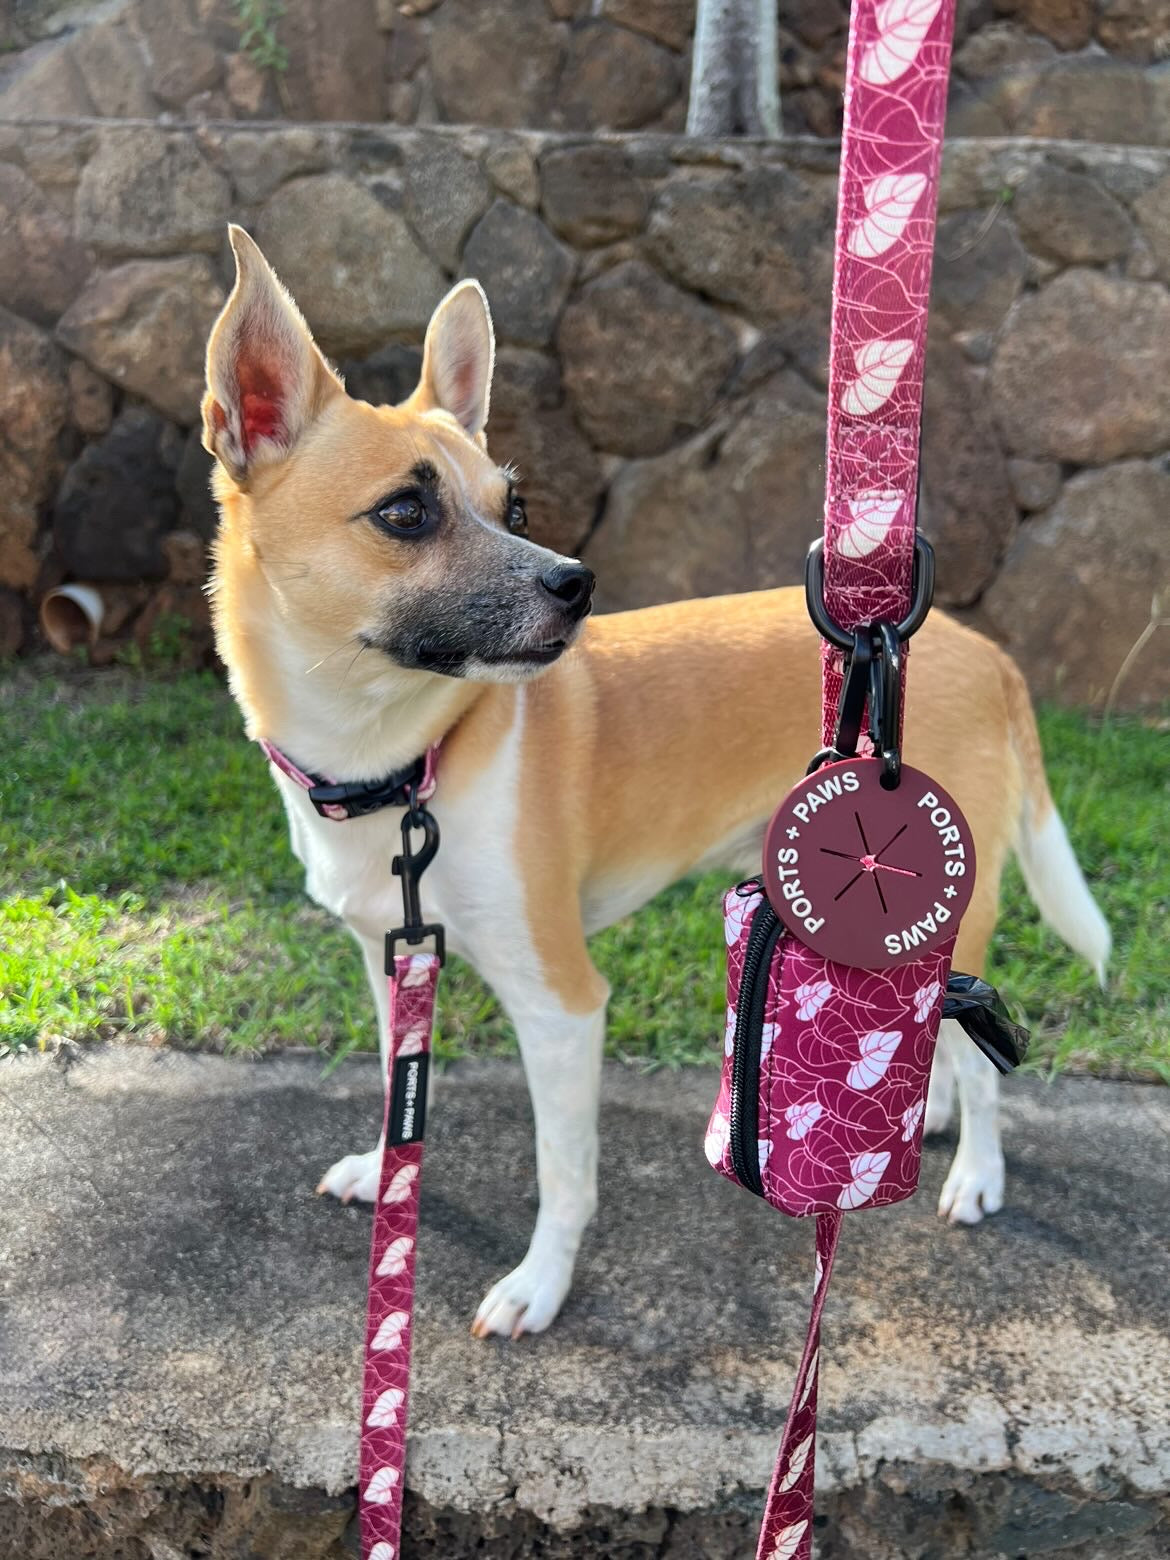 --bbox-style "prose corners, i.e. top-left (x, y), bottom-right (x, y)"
top-left (339, 641), bottom-right (371, 689)
top-left (304, 637), bottom-right (361, 676)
